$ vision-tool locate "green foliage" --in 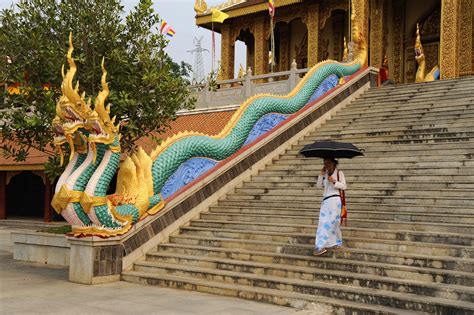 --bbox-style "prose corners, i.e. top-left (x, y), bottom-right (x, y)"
top-left (0, 0), bottom-right (195, 181)
top-left (37, 225), bottom-right (72, 234)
